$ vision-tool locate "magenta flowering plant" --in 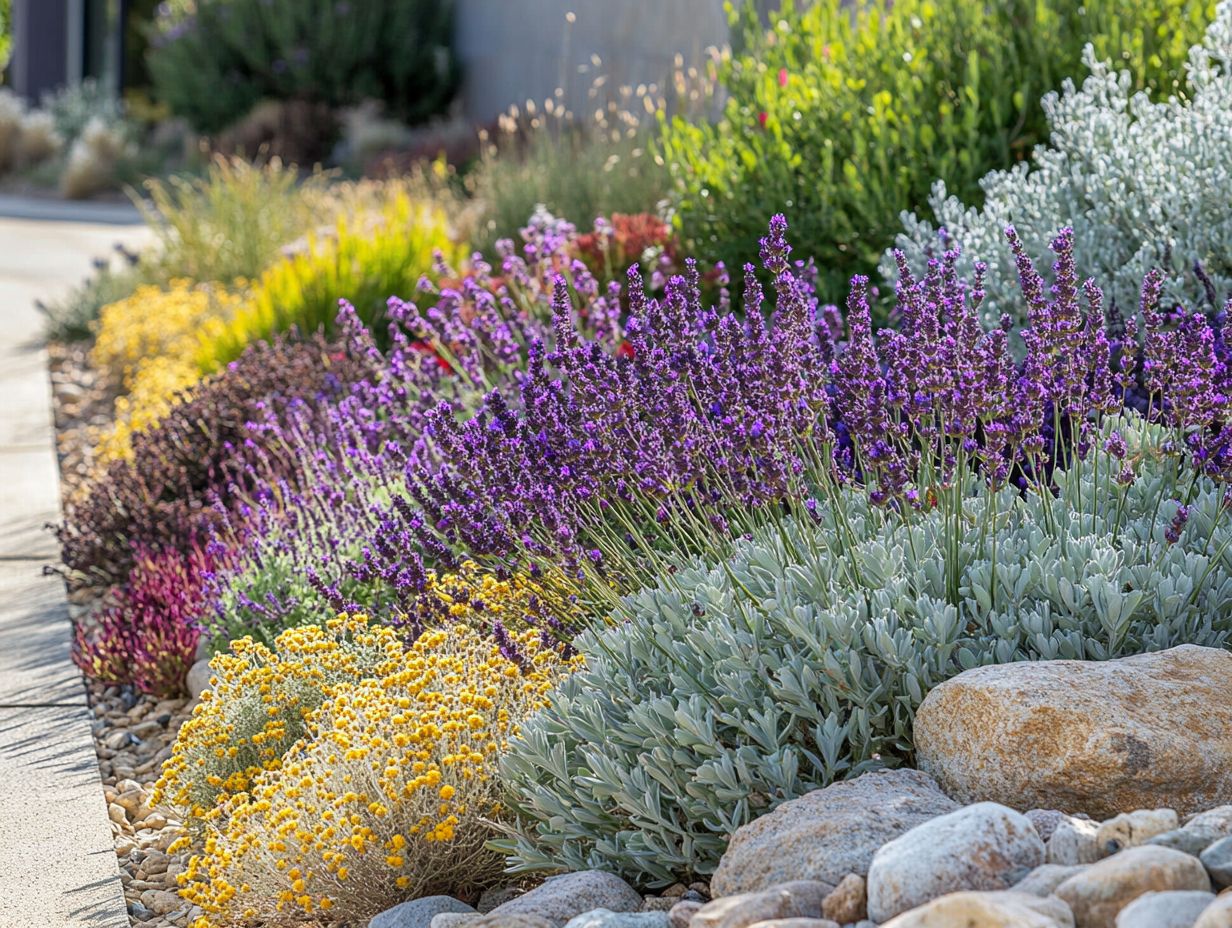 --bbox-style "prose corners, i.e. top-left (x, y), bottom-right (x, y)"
top-left (72, 542), bottom-right (228, 698)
